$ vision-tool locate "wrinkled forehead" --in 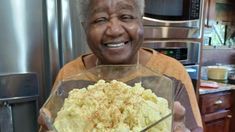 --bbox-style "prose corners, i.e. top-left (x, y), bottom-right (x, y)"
top-left (88, 0), bottom-right (138, 15)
